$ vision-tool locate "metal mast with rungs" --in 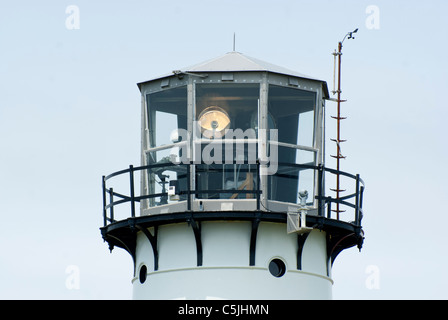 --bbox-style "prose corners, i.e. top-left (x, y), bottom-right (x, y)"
top-left (330, 29), bottom-right (357, 219)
